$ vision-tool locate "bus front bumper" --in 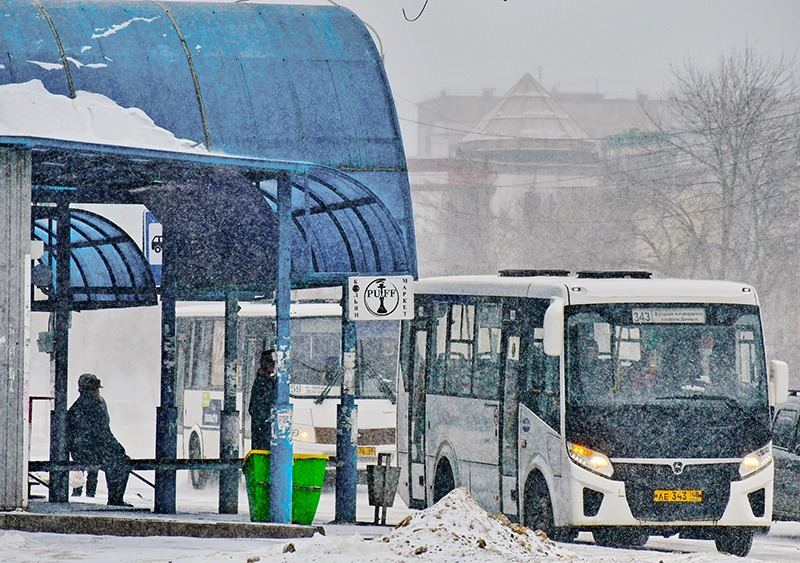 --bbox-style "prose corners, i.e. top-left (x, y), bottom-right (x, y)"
top-left (561, 460), bottom-right (773, 529)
